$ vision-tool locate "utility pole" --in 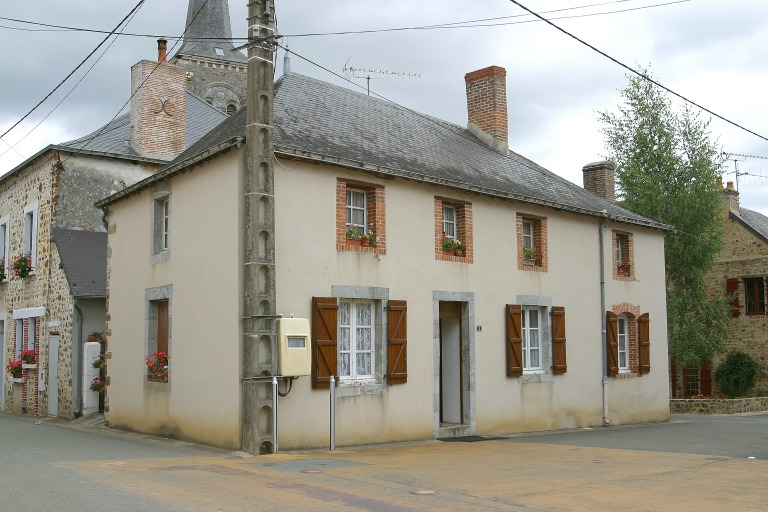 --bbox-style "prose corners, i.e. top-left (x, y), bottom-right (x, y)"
top-left (242, 0), bottom-right (278, 455)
